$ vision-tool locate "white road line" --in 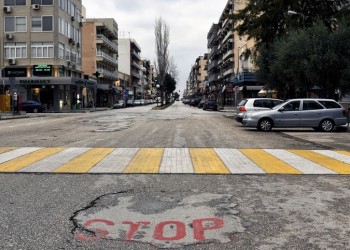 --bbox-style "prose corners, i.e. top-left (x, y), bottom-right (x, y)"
top-left (312, 150), bottom-right (350, 164)
top-left (89, 148), bottom-right (139, 173)
top-left (19, 148), bottom-right (91, 173)
top-left (160, 148), bottom-right (194, 173)
top-left (0, 147), bottom-right (42, 164)
top-left (264, 149), bottom-right (336, 174)
top-left (214, 148), bottom-right (266, 174)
